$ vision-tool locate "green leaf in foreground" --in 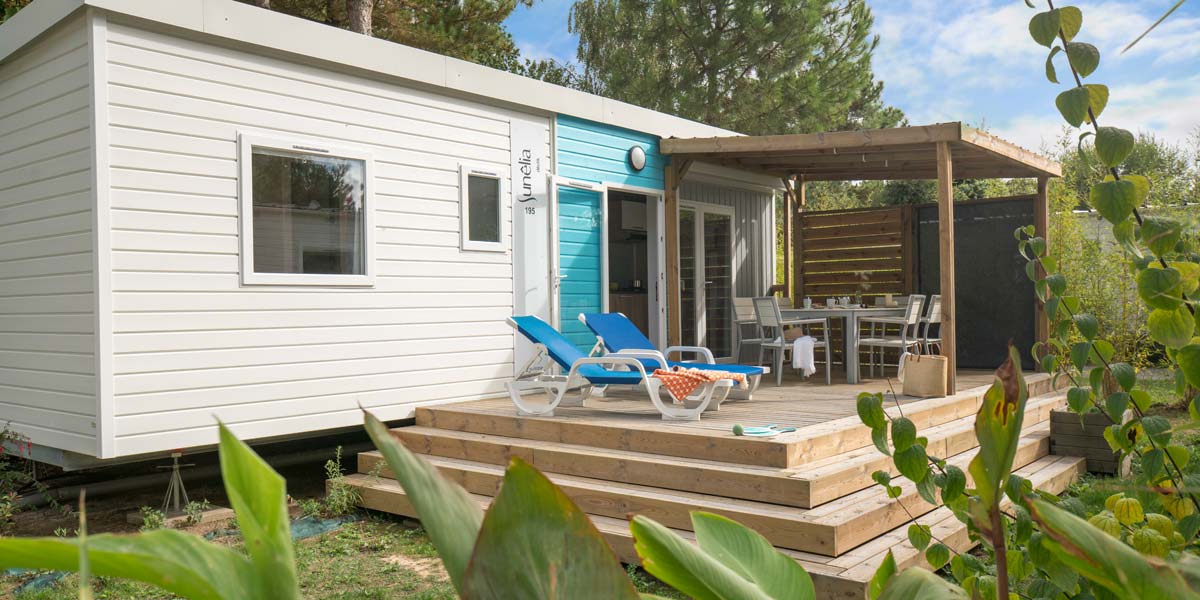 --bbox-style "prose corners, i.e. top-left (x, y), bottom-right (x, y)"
top-left (1138, 266), bottom-right (1184, 310)
top-left (1148, 306), bottom-right (1194, 349)
top-left (877, 567), bottom-right (968, 599)
top-left (1141, 216), bottom-right (1183, 257)
top-left (632, 511), bottom-right (814, 600)
top-left (969, 346), bottom-right (1028, 508)
top-left (1029, 499), bottom-right (1200, 598)
top-left (1044, 46), bottom-right (1062, 83)
top-left (1056, 86), bottom-right (1091, 127)
top-left (217, 423), bottom-right (298, 599)
top-left (1066, 41), bottom-right (1100, 77)
top-left (1090, 179), bottom-right (1138, 225)
top-left (463, 458), bottom-right (639, 599)
top-left (1058, 6), bottom-right (1083, 42)
top-left (364, 410), bottom-right (483, 594)
top-left (0, 531), bottom-right (261, 600)
top-left (868, 551), bottom-right (897, 600)
top-left (1095, 126), bottom-right (1135, 167)
top-left (1029, 10), bottom-right (1061, 47)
